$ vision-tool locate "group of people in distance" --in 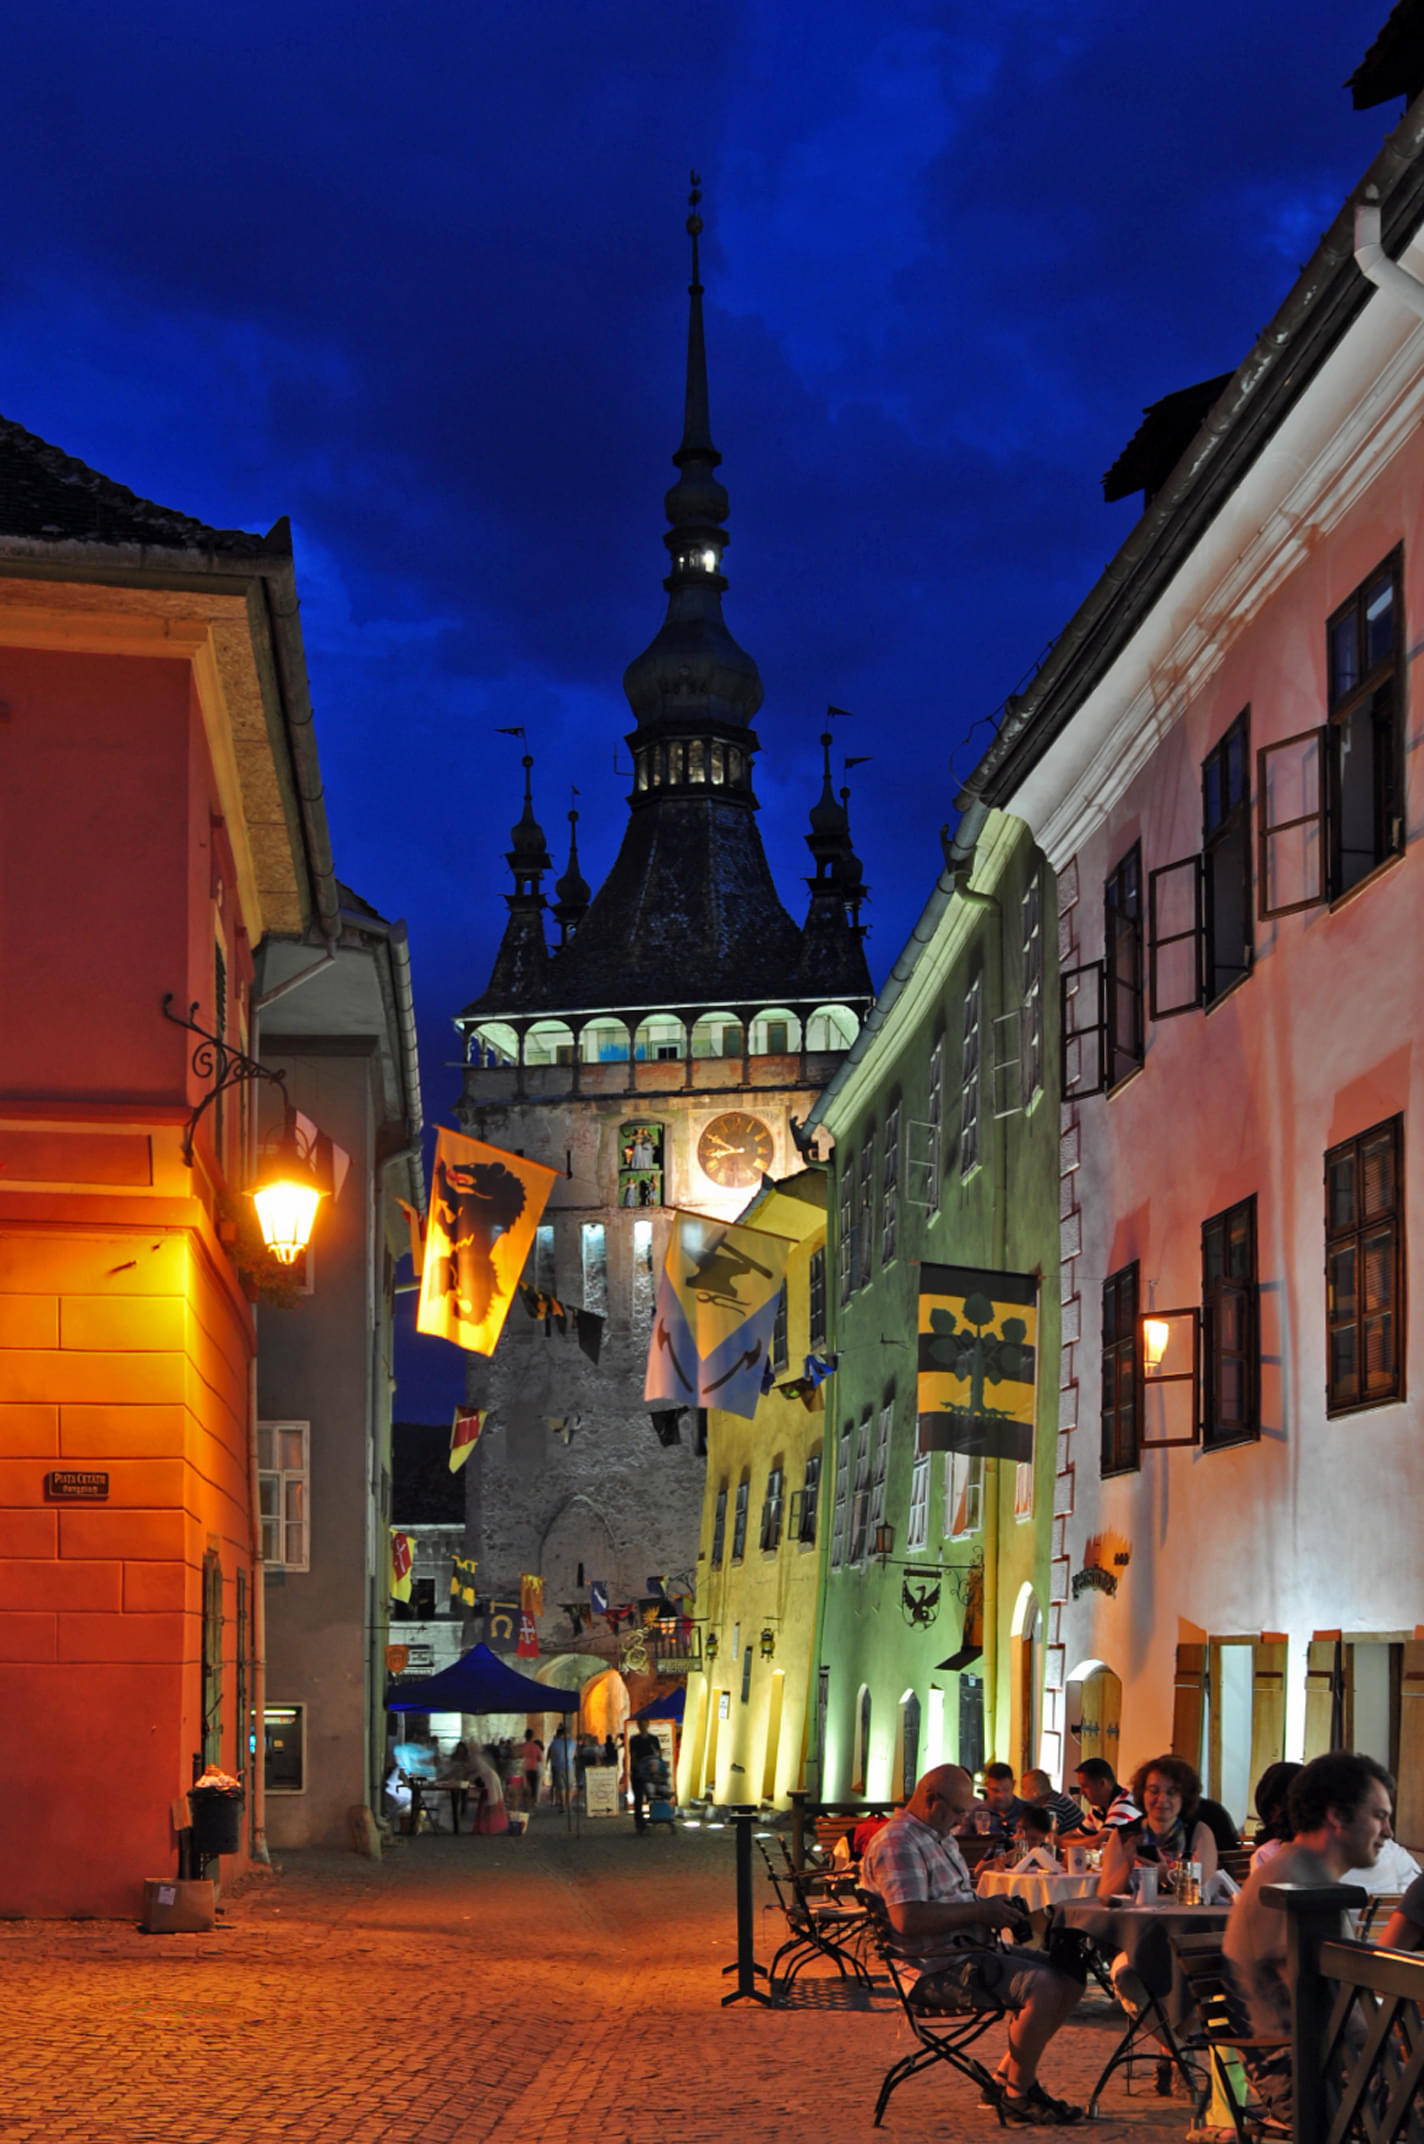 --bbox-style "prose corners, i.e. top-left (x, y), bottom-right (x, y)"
top-left (858, 1748), bottom-right (1420, 2125)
